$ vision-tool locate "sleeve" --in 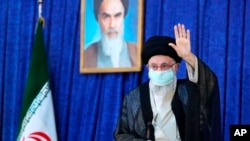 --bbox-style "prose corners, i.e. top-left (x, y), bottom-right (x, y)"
top-left (186, 56), bottom-right (198, 83)
top-left (196, 58), bottom-right (218, 109)
top-left (196, 58), bottom-right (222, 141)
top-left (114, 95), bottom-right (146, 141)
